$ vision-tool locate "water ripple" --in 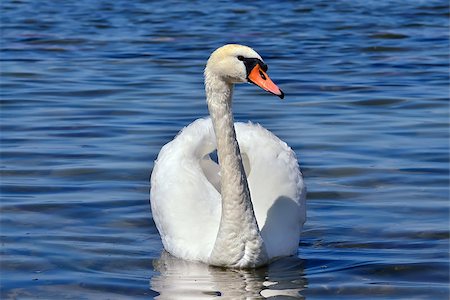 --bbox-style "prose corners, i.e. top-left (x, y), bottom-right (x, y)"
top-left (1, 0), bottom-right (448, 299)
